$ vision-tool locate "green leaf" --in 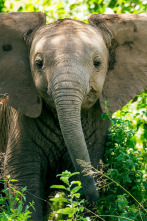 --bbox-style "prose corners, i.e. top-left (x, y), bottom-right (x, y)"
top-left (101, 113), bottom-right (109, 120)
top-left (69, 172), bottom-right (80, 177)
top-left (50, 198), bottom-right (67, 202)
top-left (60, 177), bottom-right (69, 185)
top-left (74, 193), bottom-right (80, 198)
top-left (57, 208), bottom-right (72, 214)
top-left (18, 204), bottom-right (23, 212)
top-left (116, 195), bottom-right (128, 211)
top-left (68, 208), bottom-right (77, 217)
top-left (57, 170), bottom-right (71, 177)
top-left (71, 186), bottom-right (81, 194)
top-left (23, 195), bottom-right (26, 202)
top-left (50, 185), bottom-right (66, 189)
top-left (10, 179), bottom-right (18, 182)
top-left (79, 206), bottom-right (84, 212)
top-left (22, 187), bottom-right (27, 192)
top-left (29, 201), bottom-right (35, 211)
top-left (71, 181), bottom-right (81, 186)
